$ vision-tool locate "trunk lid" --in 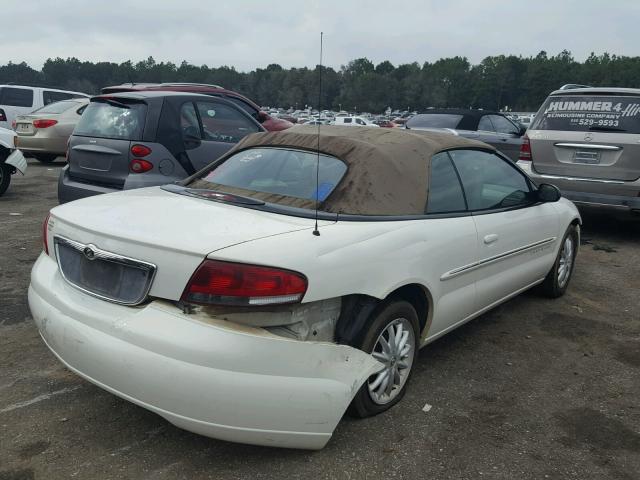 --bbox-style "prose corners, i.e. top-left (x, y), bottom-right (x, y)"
top-left (530, 94), bottom-right (640, 181)
top-left (48, 186), bottom-right (321, 301)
